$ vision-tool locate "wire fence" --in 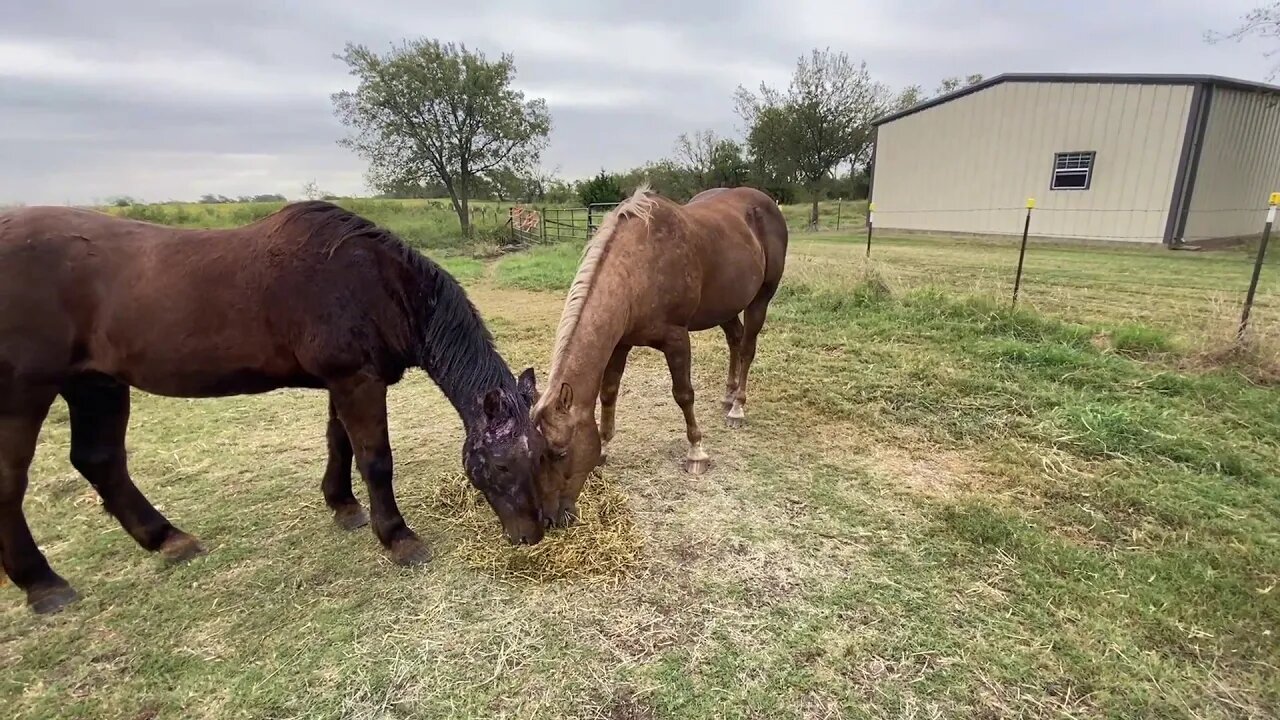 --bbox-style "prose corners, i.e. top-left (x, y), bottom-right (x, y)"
top-left (501, 197), bottom-right (1279, 352)
top-left (854, 199), bottom-right (1280, 350)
